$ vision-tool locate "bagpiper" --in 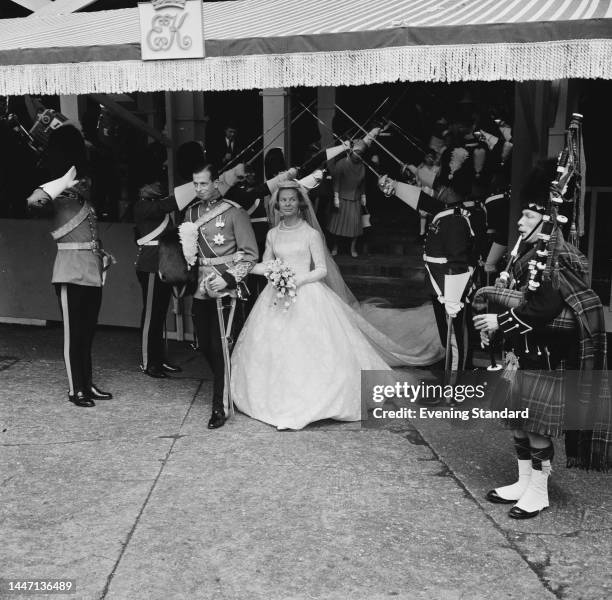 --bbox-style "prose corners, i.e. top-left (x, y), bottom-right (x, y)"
top-left (473, 155), bottom-right (609, 518)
